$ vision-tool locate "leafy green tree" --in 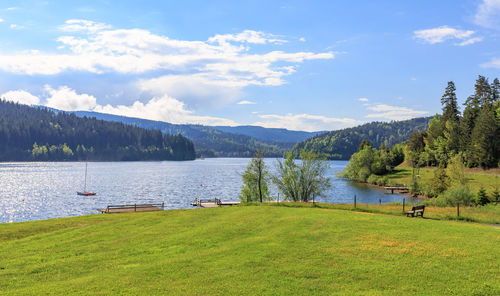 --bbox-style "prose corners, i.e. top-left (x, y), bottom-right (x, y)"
top-left (342, 146), bottom-right (376, 182)
top-left (273, 150), bottom-right (331, 202)
top-left (446, 153), bottom-right (467, 186)
top-left (239, 149), bottom-right (270, 203)
top-left (427, 164), bottom-right (449, 197)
